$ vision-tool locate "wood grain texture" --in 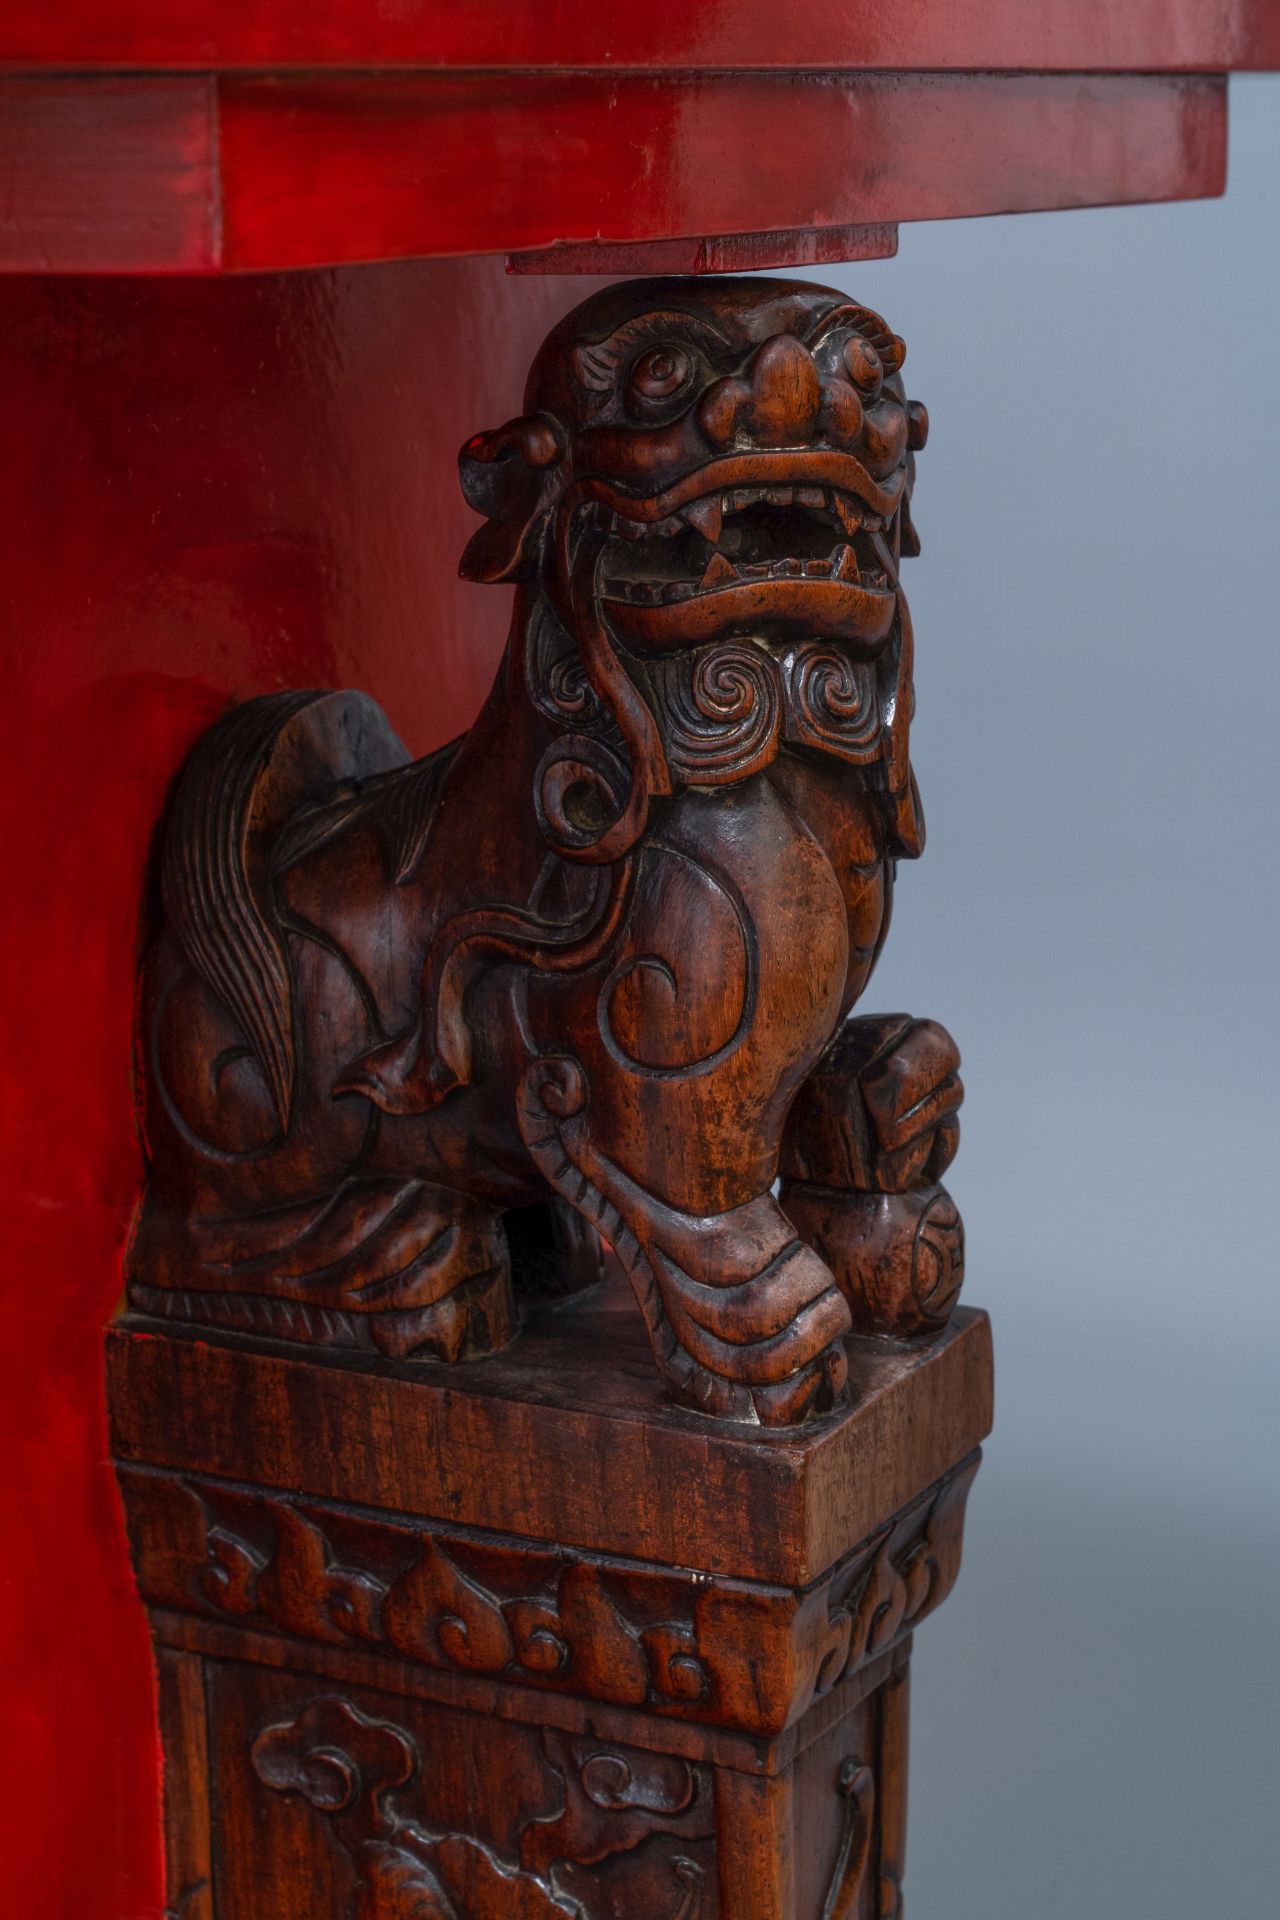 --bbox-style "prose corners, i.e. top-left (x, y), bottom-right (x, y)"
top-left (154, 1648), bottom-right (214, 1920)
top-left (0, 71), bottom-right (1227, 274)
top-left (115, 1448), bottom-right (978, 1739)
top-left (108, 1287), bottom-right (993, 1586)
top-left (115, 1297), bottom-right (976, 1913)
top-left (0, 0), bottom-right (1277, 71)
